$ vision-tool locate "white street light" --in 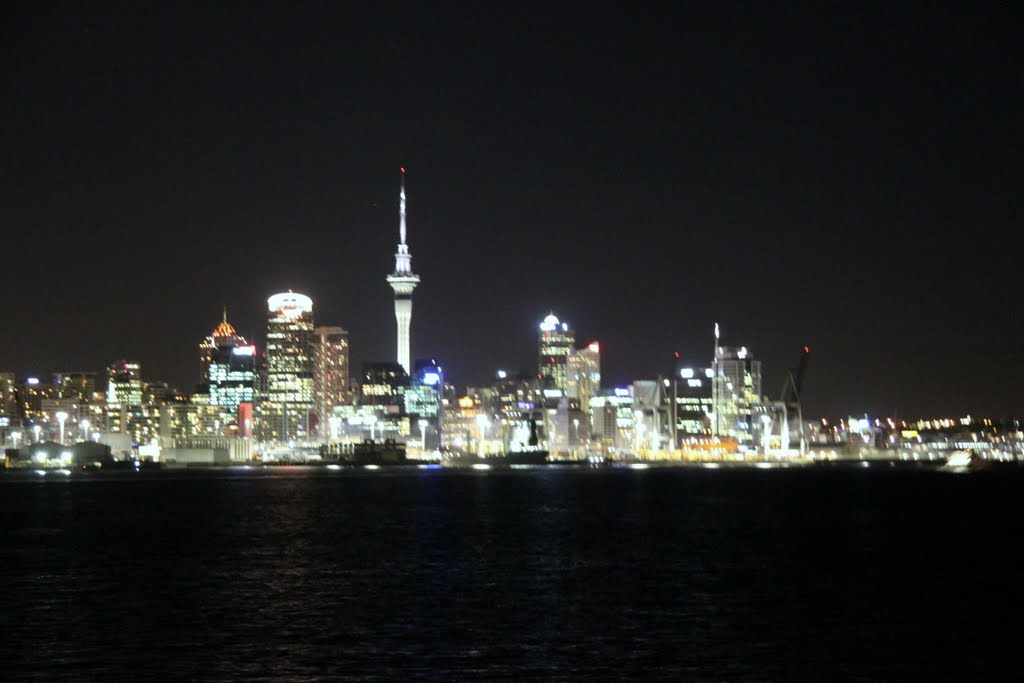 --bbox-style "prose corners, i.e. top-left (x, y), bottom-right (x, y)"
top-left (32, 425), bottom-right (42, 444)
top-left (11, 431), bottom-right (21, 449)
top-left (79, 419), bottom-right (90, 442)
top-left (328, 416), bottom-right (342, 441)
top-left (55, 411), bottom-right (68, 445)
top-left (366, 415), bottom-right (378, 441)
top-left (418, 419), bottom-right (428, 450)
